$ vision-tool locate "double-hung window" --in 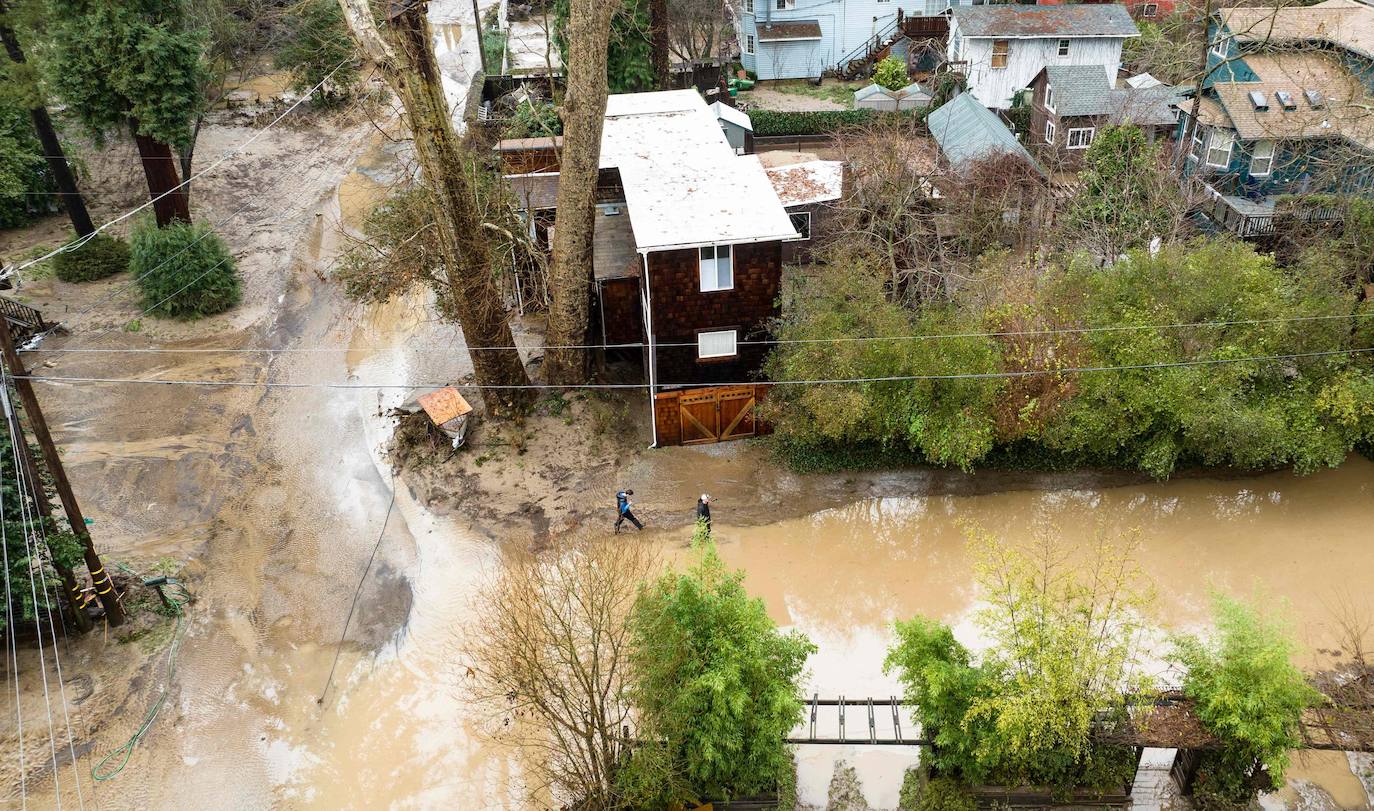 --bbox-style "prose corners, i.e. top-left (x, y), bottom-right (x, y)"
top-left (1249, 139), bottom-right (1274, 176)
top-left (697, 329), bottom-right (738, 360)
top-left (1206, 129), bottom-right (1234, 168)
top-left (1057, 39), bottom-right (1070, 57)
top-left (745, 34), bottom-right (755, 54)
top-left (699, 245), bottom-right (734, 291)
top-left (1141, 2), bottom-right (1158, 16)
top-left (1044, 84), bottom-right (1055, 112)
top-left (775, 0), bottom-right (794, 9)
top-left (1045, 119), bottom-right (1056, 144)
top-left (991, 39), bottom-right (1009, 69)
top-left (1066, 127), bottom-right (1095, 149)
top-left (743, 0), bottom-right (753, 11)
